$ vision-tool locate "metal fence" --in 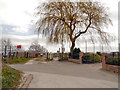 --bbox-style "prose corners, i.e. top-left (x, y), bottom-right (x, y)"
top-left (105, 52), bottom-right (120, 66)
